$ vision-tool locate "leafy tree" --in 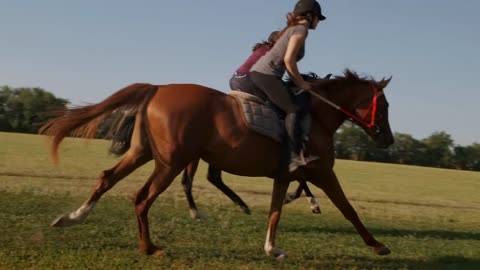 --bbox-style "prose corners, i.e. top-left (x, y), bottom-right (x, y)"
top-left (0, 86), bottom-right (68, 133)
top-left (0, 86), bottom-right (13, 131)
top-left (387, 132), bottom-right (428, 165)
top-left (335, 123), bottom-right (371, 160)
top-left (422, 131), bottom-right (454, 168)
top-left (453, 143), bottom-right (480, 171)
